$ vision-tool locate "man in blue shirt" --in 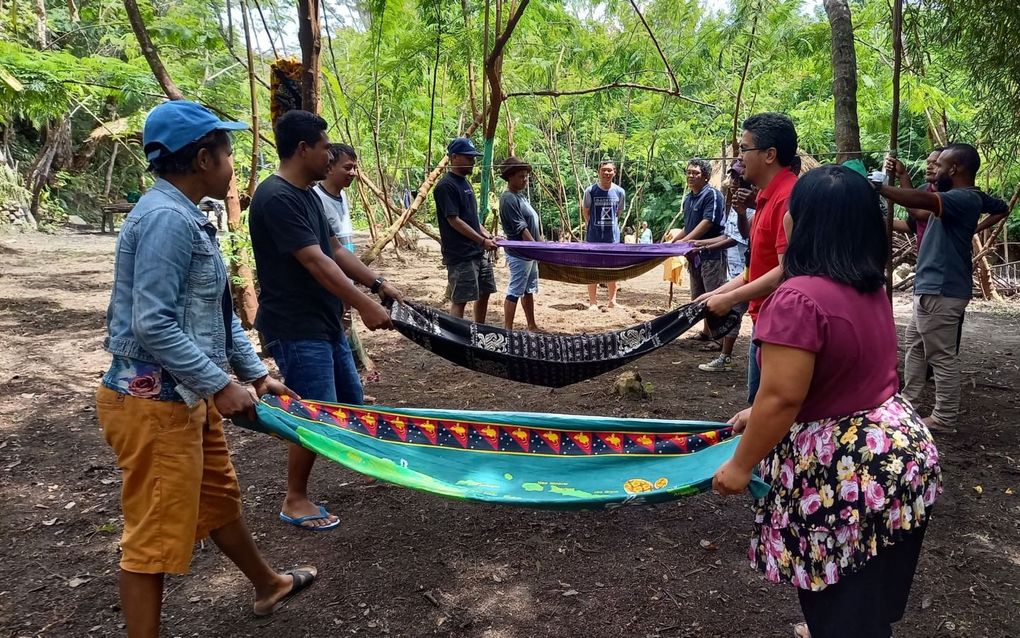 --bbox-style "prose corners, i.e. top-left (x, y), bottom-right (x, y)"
top-left (692, 163), bottom-right (755, 371)
top-left (878, 143), bottom-right (985, 431)
top-left (97, 101), bottom-right (316, 635)
top-left (672, 158), bottom-right (727, 340)
top-left (582, 160), bottom-right (626, 309)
